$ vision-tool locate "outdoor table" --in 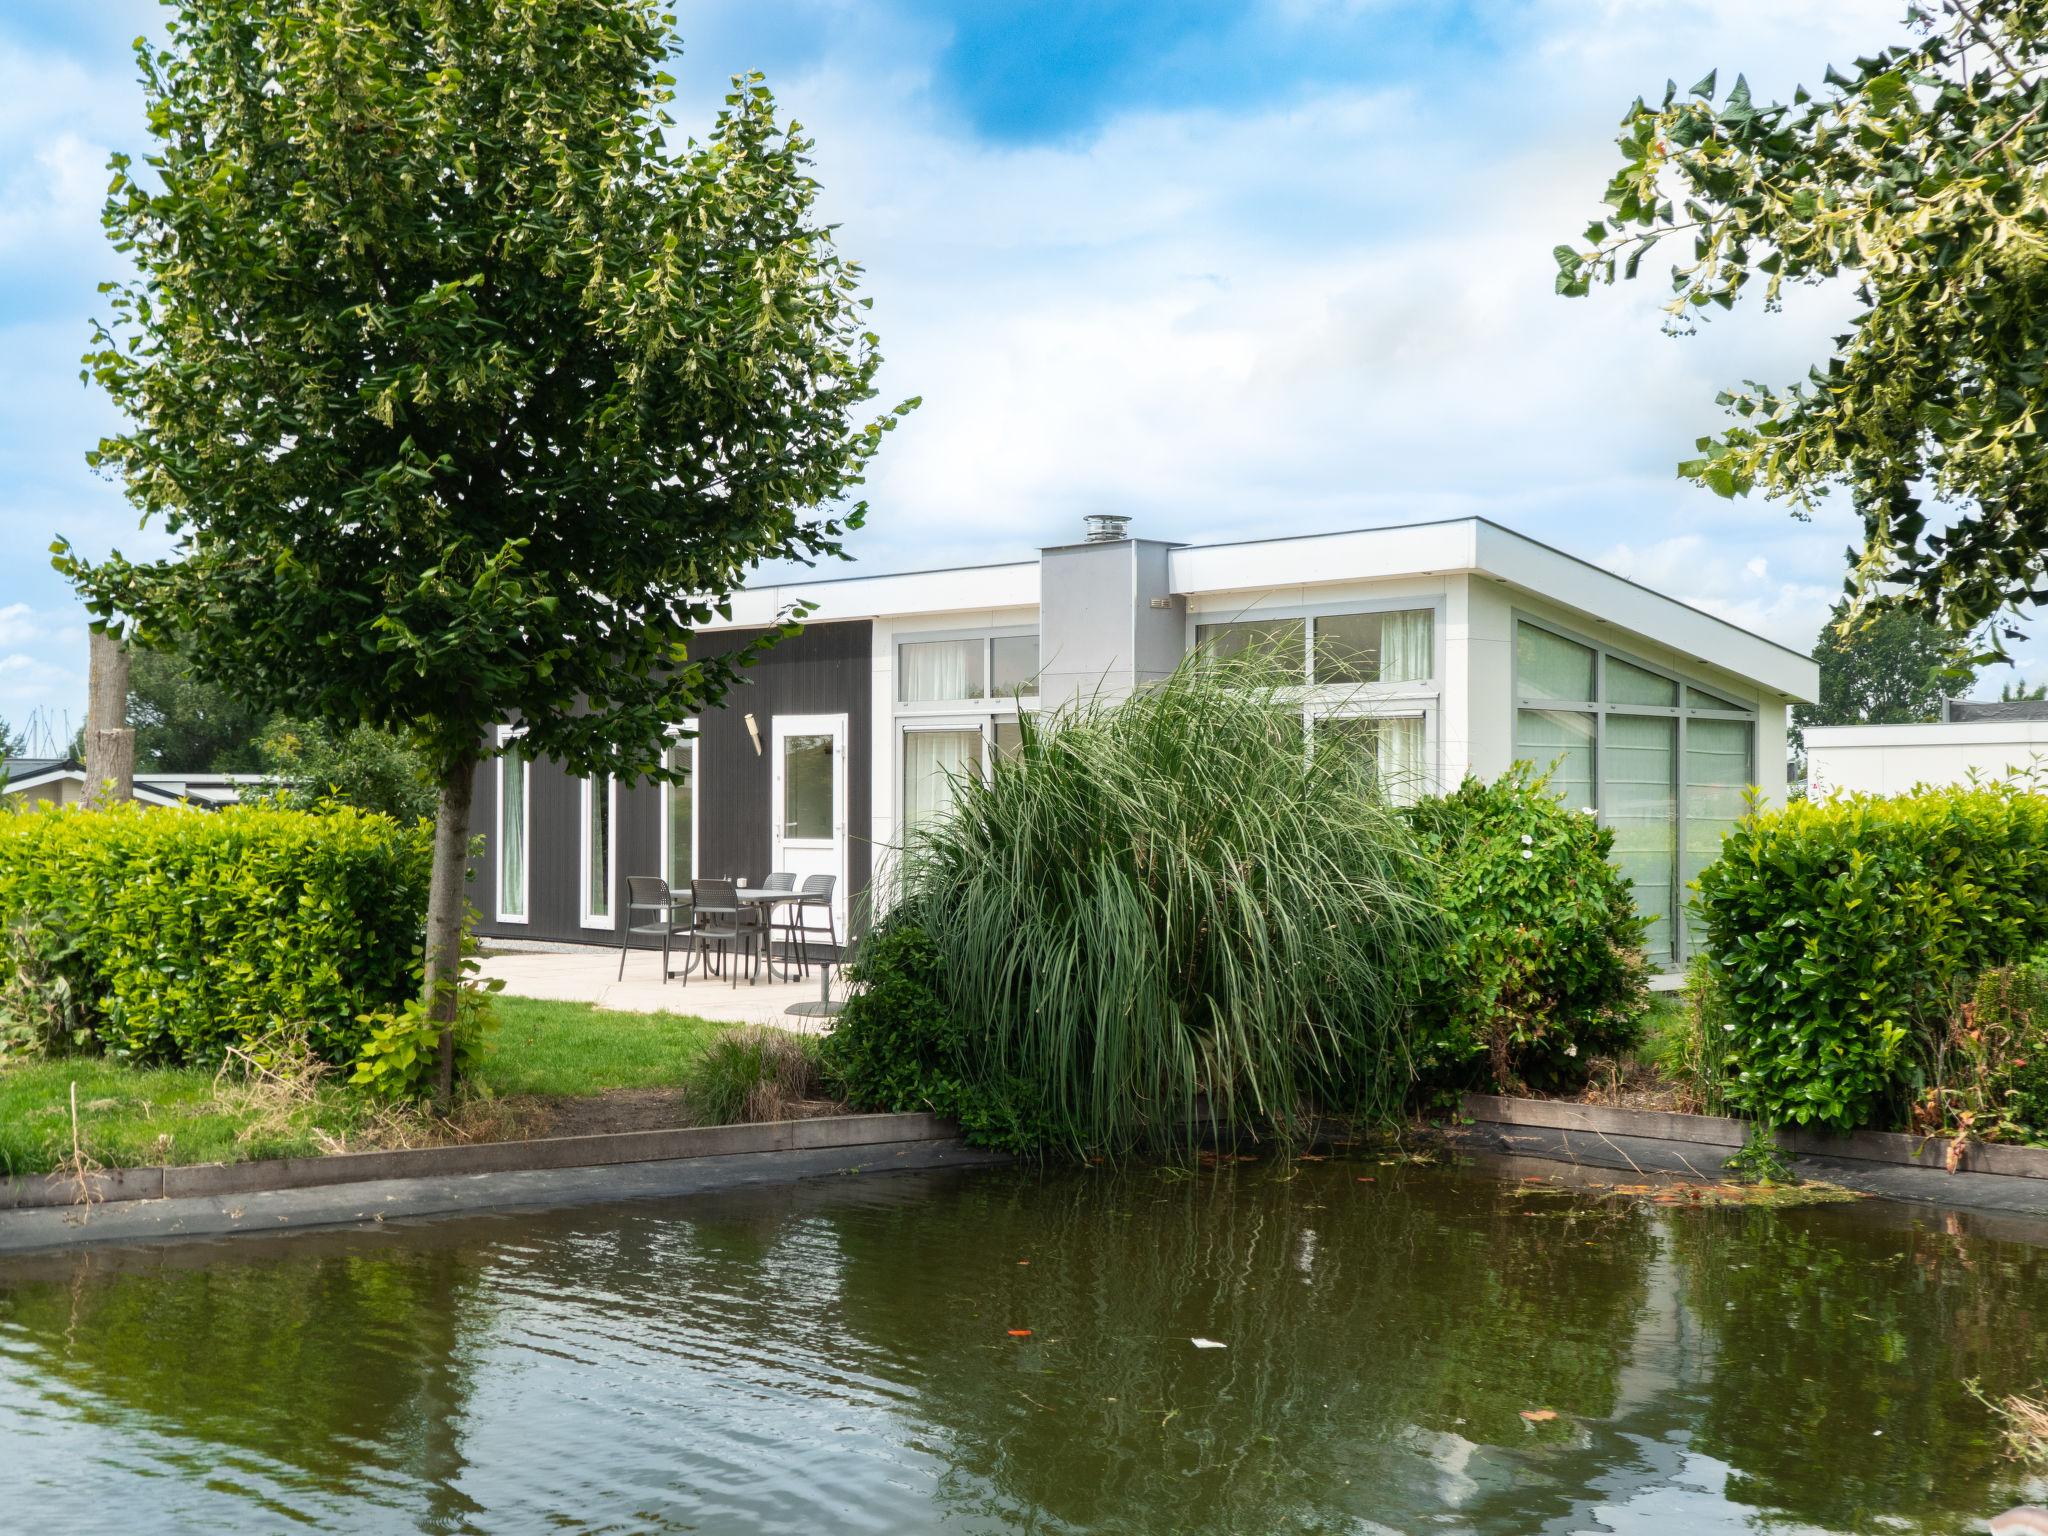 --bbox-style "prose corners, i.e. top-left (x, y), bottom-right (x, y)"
top-left (734, 886), bottom-right (808, 982)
